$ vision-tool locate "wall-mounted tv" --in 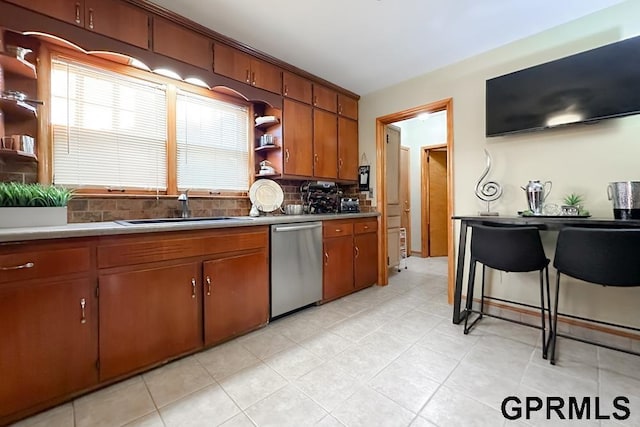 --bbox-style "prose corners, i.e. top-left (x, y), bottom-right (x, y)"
top-left (486, 34), bottom-right (640, 137)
